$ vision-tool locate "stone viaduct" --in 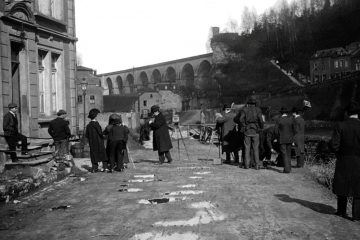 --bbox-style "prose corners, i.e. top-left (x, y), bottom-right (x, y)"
top-left (97, 53), bottom-right (214, 96)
